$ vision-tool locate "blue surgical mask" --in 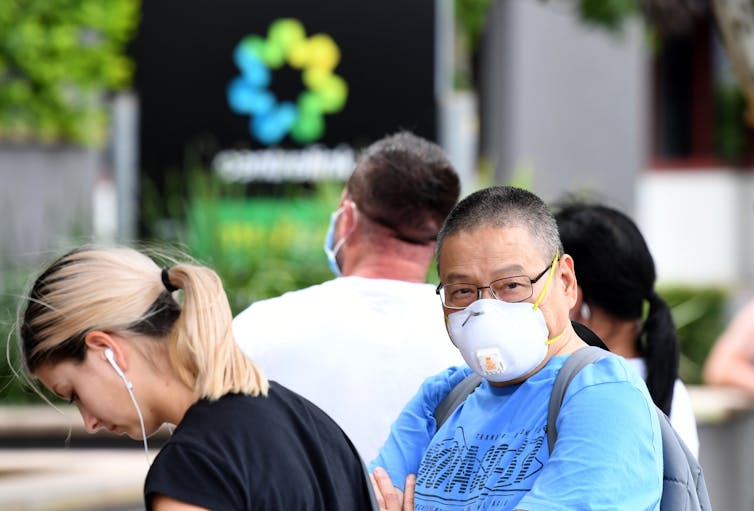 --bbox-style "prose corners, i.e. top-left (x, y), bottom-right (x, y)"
top-left (324, 207), bottom-right (347, 277)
